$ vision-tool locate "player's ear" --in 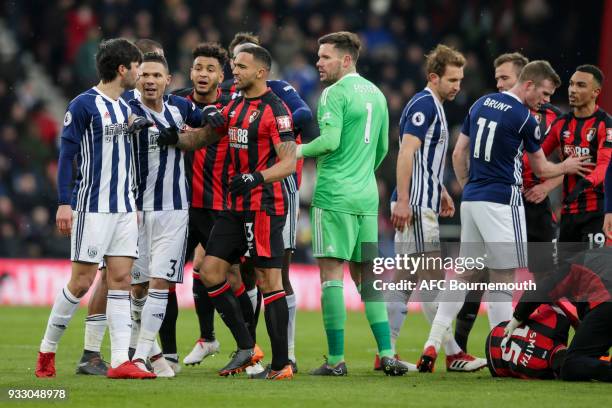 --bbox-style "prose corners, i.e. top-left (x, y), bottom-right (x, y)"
top-left (166, 74), bottom-right (172, 86)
